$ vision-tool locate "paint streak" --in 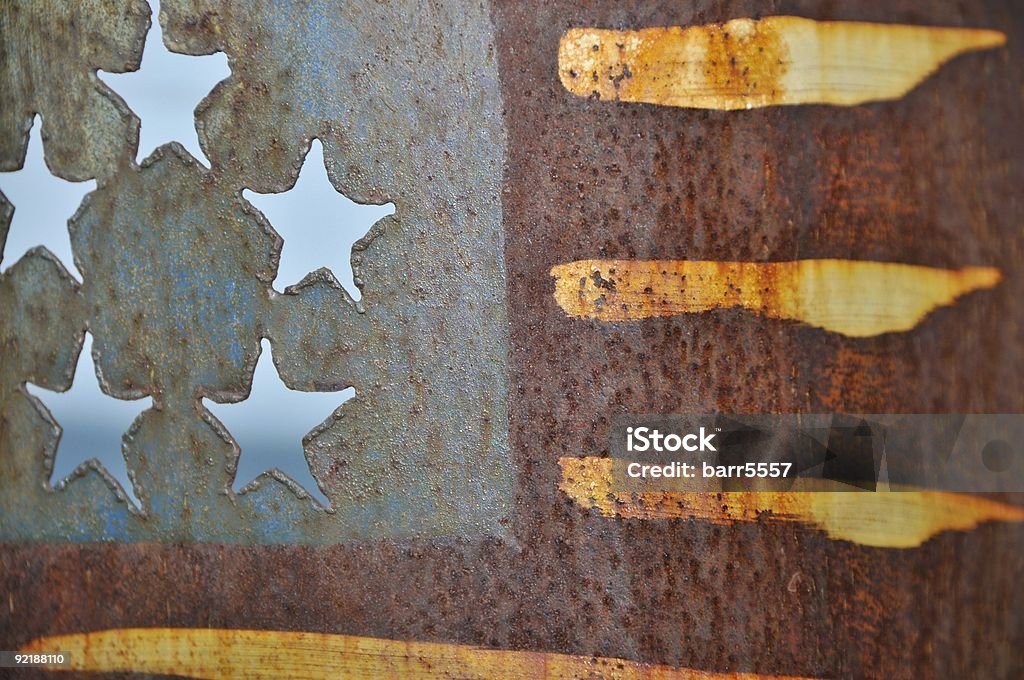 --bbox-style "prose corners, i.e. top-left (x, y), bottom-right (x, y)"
top-left (558, 17), bottom-right (1006, 110)
top-left (559, 457), bottom-right (1024, 549)
top-left (20, 627), bottom-right (815, 679)
top-left (550, 259), bottom-right (1001, 337)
